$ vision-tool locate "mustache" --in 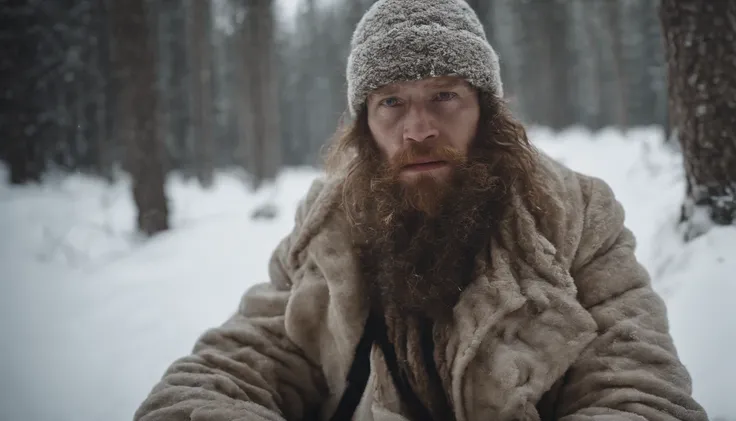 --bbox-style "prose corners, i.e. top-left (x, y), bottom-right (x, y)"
top-left (388, 143), bottom-right (466, 173)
